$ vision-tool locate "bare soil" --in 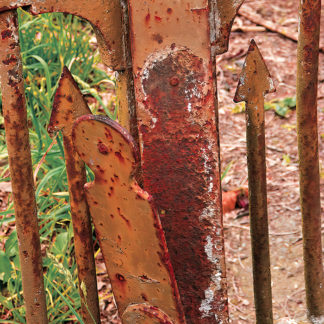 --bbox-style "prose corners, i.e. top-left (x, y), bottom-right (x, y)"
top-left (219, 1), bottom-right (324, 323)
